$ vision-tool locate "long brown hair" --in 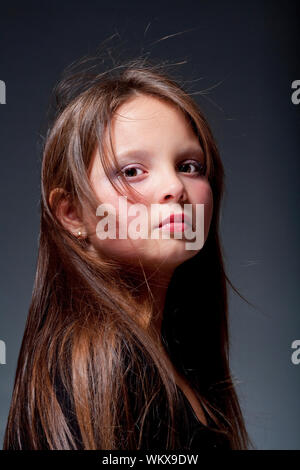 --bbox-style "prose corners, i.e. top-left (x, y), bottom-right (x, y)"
top-left (3, 45), bottom-right (253, 450)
